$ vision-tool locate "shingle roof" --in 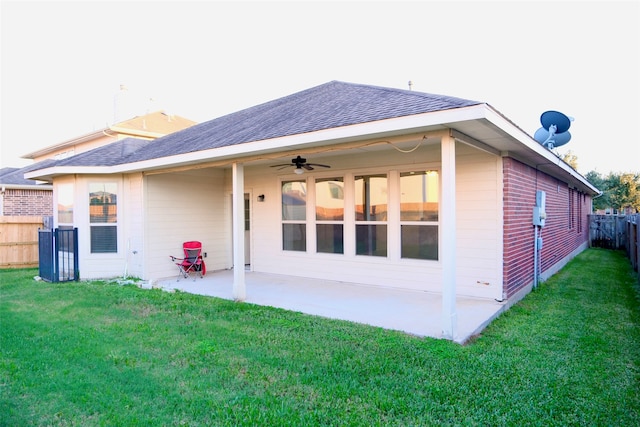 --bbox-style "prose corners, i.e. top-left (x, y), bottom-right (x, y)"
top-left (0, 161), bottom-right (56, 185)
top-left (54, 138), bottom-right (151, 167)
top-left (36, 81), bottom-right (483, 168)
